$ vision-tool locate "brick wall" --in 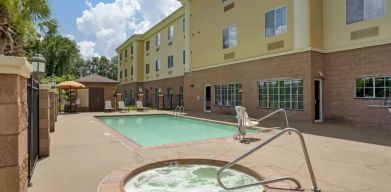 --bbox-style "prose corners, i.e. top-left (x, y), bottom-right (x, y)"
top-left (323, 44), bottom-right (391, 129)
top-left (184, 51), bottom-right (315, 121)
